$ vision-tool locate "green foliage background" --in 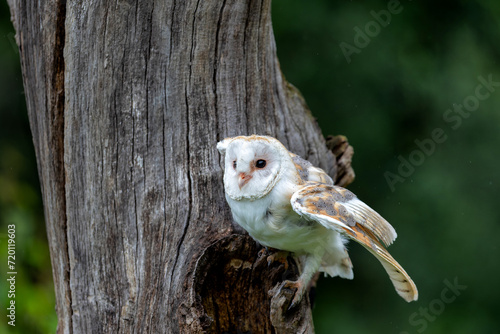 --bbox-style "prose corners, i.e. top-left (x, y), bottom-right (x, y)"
top-left (1, 0), bottom-right (499, 333)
